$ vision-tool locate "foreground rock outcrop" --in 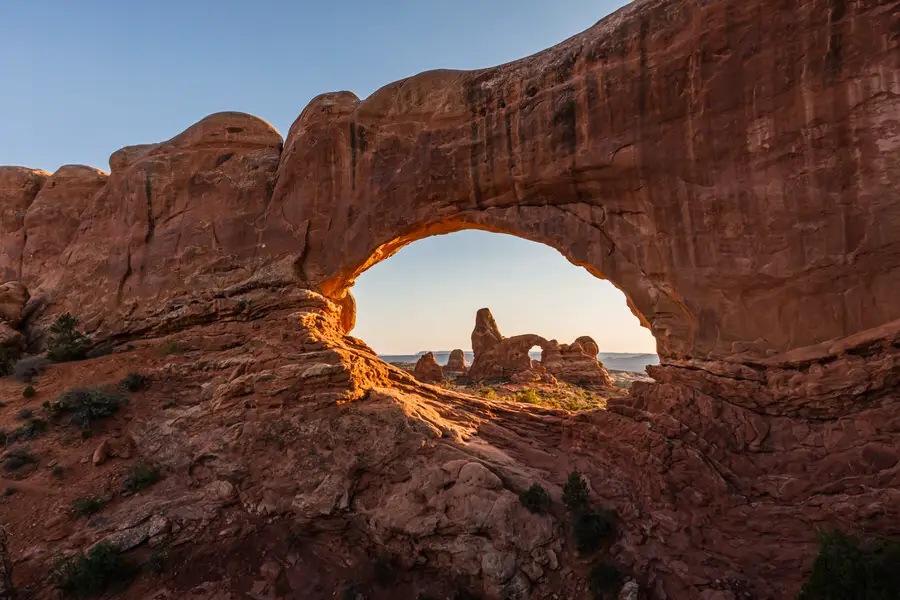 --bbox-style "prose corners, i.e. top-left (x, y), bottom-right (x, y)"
top-left (0, 0), bottom-right (899, 598)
